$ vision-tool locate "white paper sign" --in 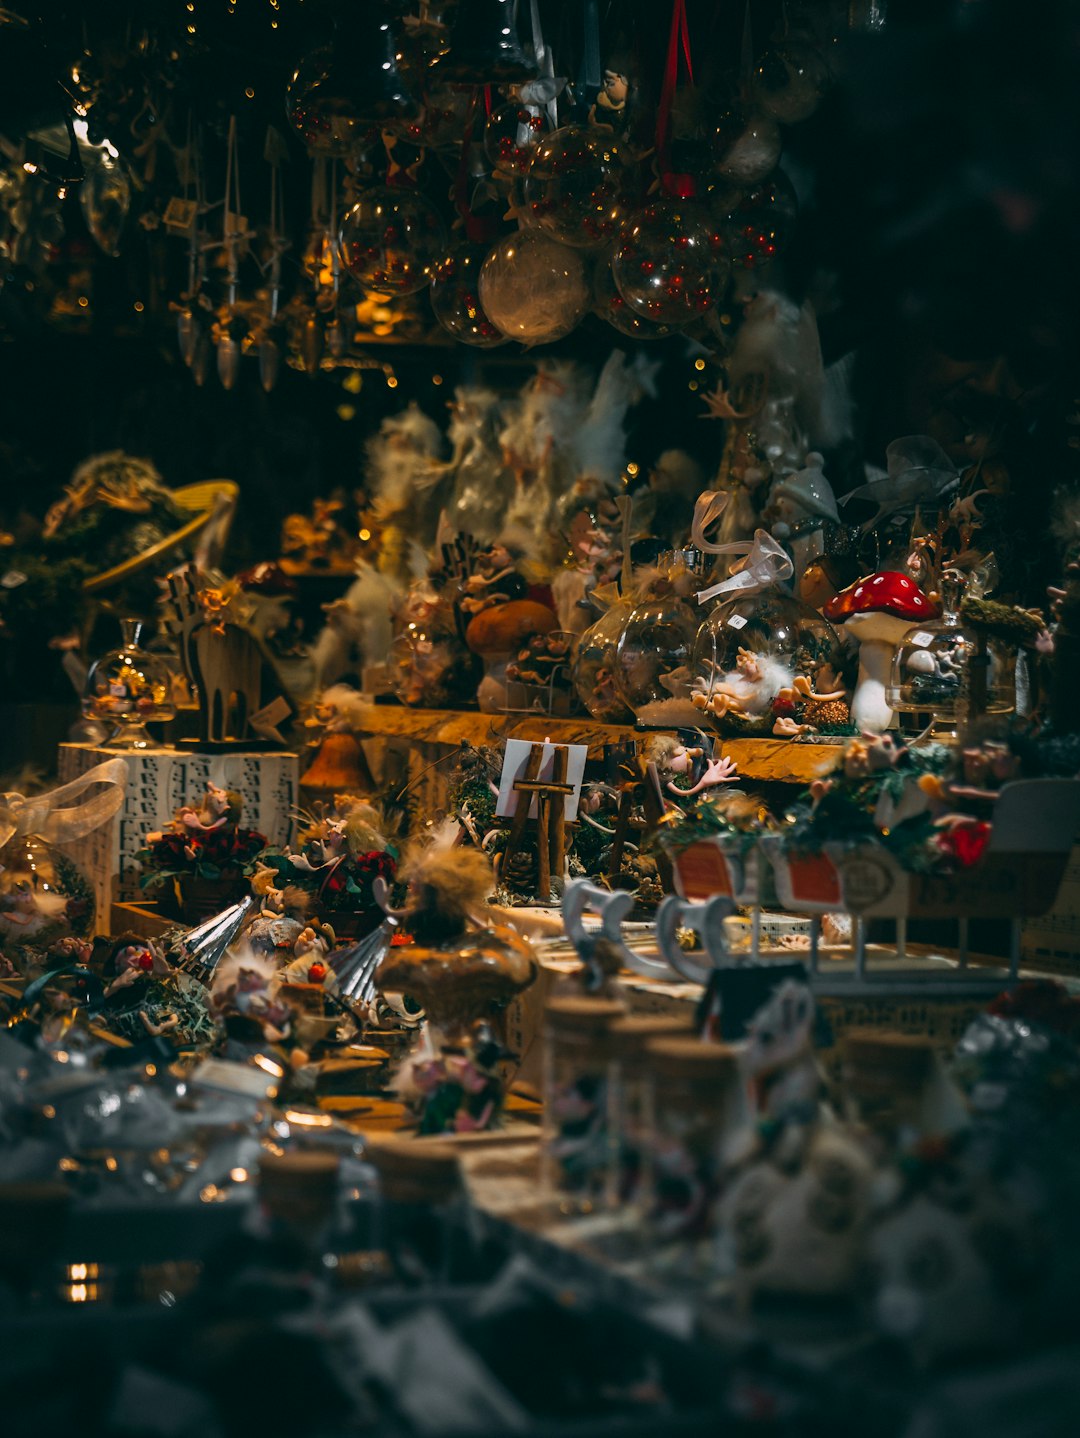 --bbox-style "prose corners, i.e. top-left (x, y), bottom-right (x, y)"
top-left (495, 740), bottom-right (588, 823)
